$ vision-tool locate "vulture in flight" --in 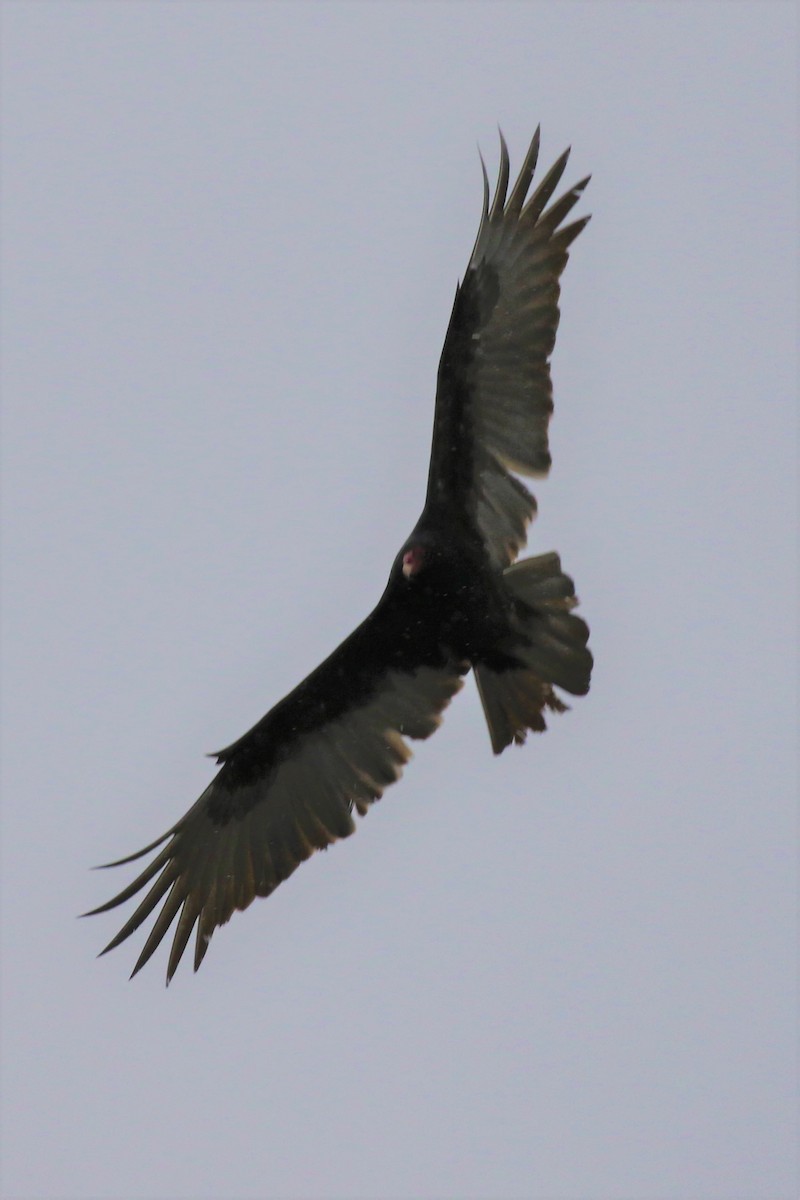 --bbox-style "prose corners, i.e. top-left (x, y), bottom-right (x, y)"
top-left (88, 128), bottom-right (593, 982)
